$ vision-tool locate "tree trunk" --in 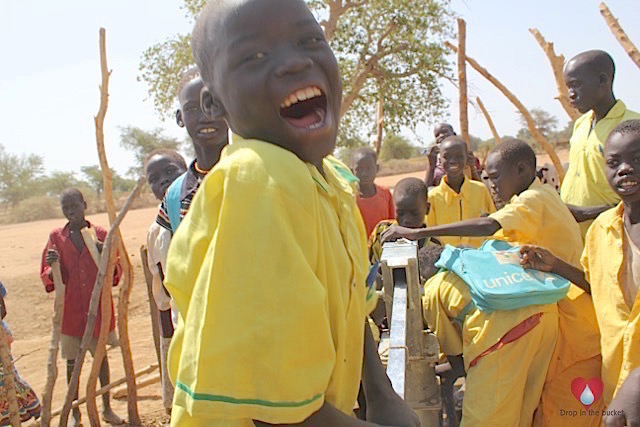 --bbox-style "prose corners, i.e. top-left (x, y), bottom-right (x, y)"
top-left (446, 42), bottom-right (565, 183)
top-left (457, 18), bottom-right (470, 147)
top-left (529, 28), bottom-right (580, 121)
top-left (599, 2), bottom-right (640, 69)
top-left (374, 93), bottom-right (384, 156)
top-left (475, 97), bottom-right (501, 144)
